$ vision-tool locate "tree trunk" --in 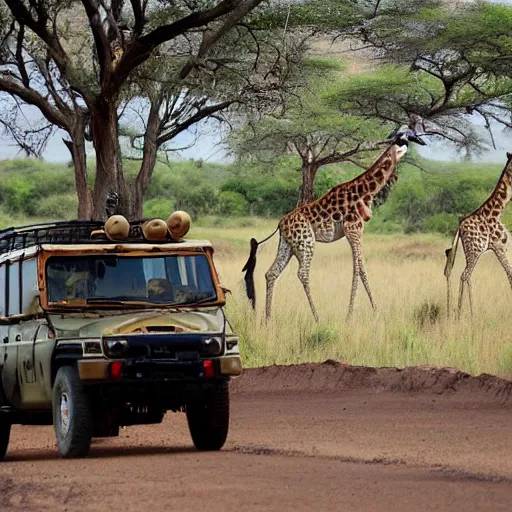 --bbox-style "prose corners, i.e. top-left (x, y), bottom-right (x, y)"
top-left (133, 100), bottom-right (160, 218)
top-left (63, 120), bottom-right (92, 220)
top-left (297, 161), bottom-right (318, 206)
top-left (90, 99), bottom-right (128, 220)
